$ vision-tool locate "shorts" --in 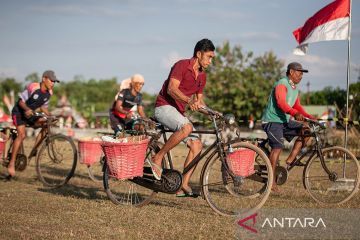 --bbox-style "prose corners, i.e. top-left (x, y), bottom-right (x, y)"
top-left (262, 120), bottom-right (303, 149)
top-left (12, 112), bottom-right (39, 127)
top-left (154, 105), bottom-right (199, 144)
top-left (109, 109), bottom-right (137, 133)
